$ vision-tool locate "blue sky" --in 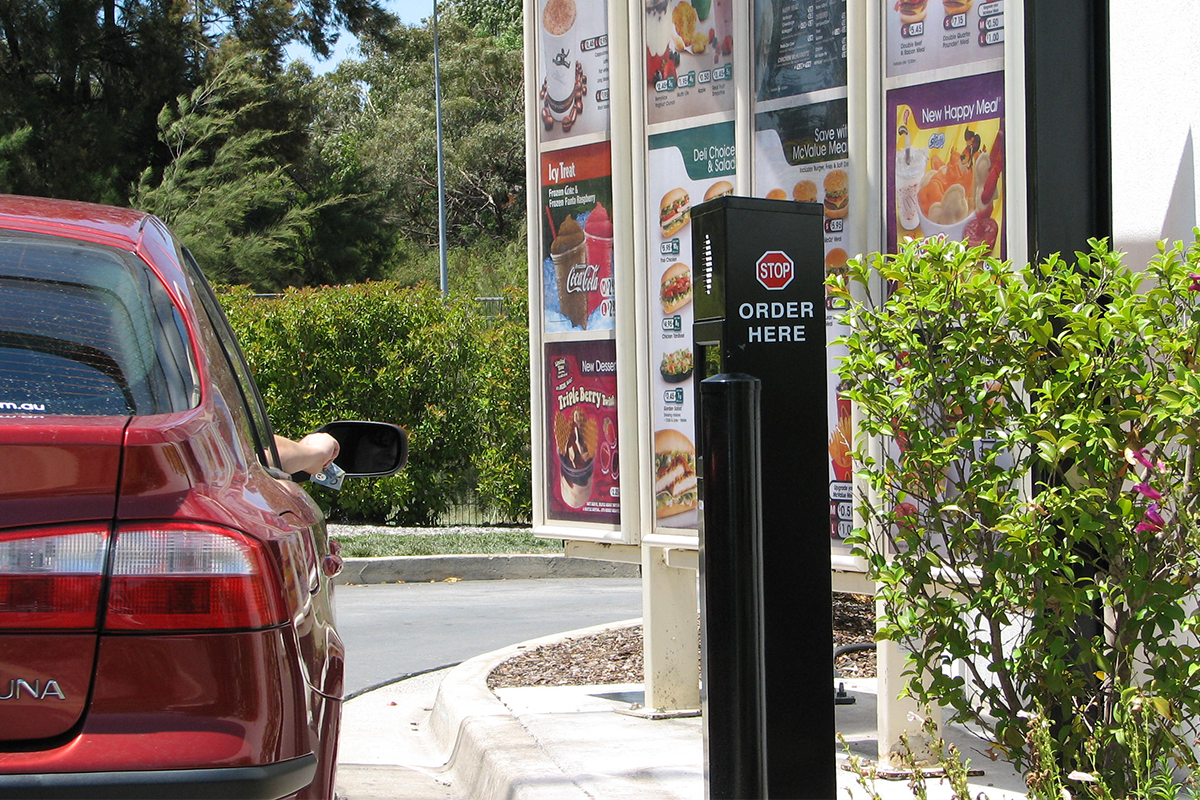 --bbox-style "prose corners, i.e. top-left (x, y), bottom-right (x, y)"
top-left (288, 0), bottom-right (436, 73)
